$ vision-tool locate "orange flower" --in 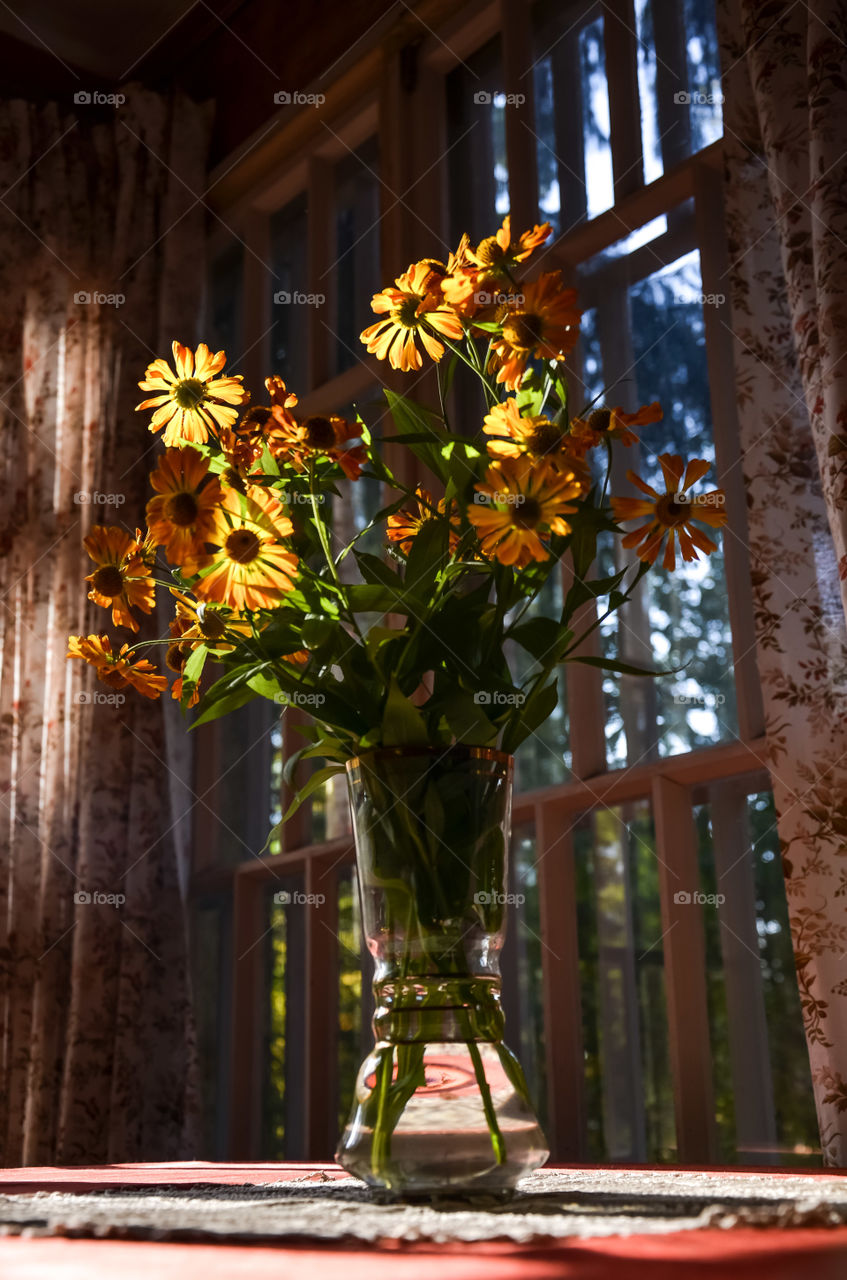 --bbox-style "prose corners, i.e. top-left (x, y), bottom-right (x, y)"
top-left (468, 457), bottom-right (583, 568)
top-left (611, 455), bottom-right (728, 570)
top-left (67, 634), bottom-right (167, 699)
top-left (489, 272), bottom-right (581, 390)
top-left (169, 590), bottom-right (251, 651)
top-left (483, 398), bottom-right (588, 482)
top-left (387, 485), bottom-right (461, 556)
top-left (569, 401), bottom-right (662, 455)
top-left (183, 486), bottom-right (299, 611)
top-left (83, 526), bottom-right (155, 633)
top-left (136, 341), bottom-right (248, 446)
top-left (467, 215), bottom-right (552, 273)
top-left (146, 447), bottom-right (223, 564)
top-left (361, 261), bottom-right (464, 371)
top-left (267, 406), bottom-right (366, 481)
